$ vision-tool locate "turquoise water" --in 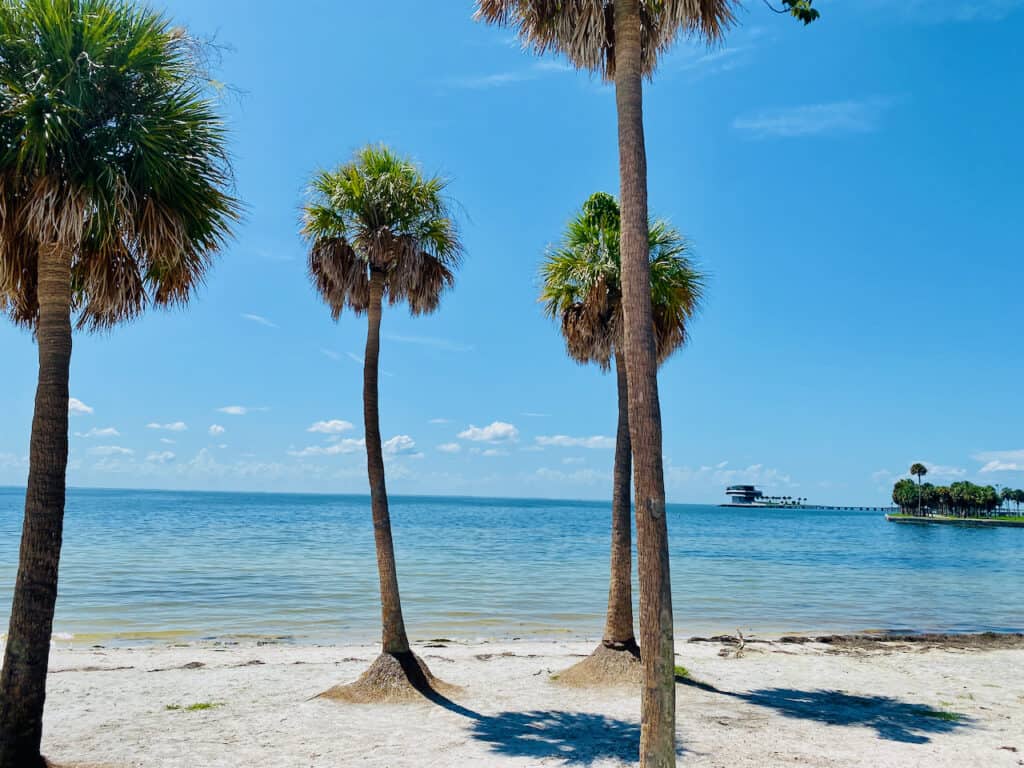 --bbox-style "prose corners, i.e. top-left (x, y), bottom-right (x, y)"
top-left (0, 487), bottom-right (1021, 644)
